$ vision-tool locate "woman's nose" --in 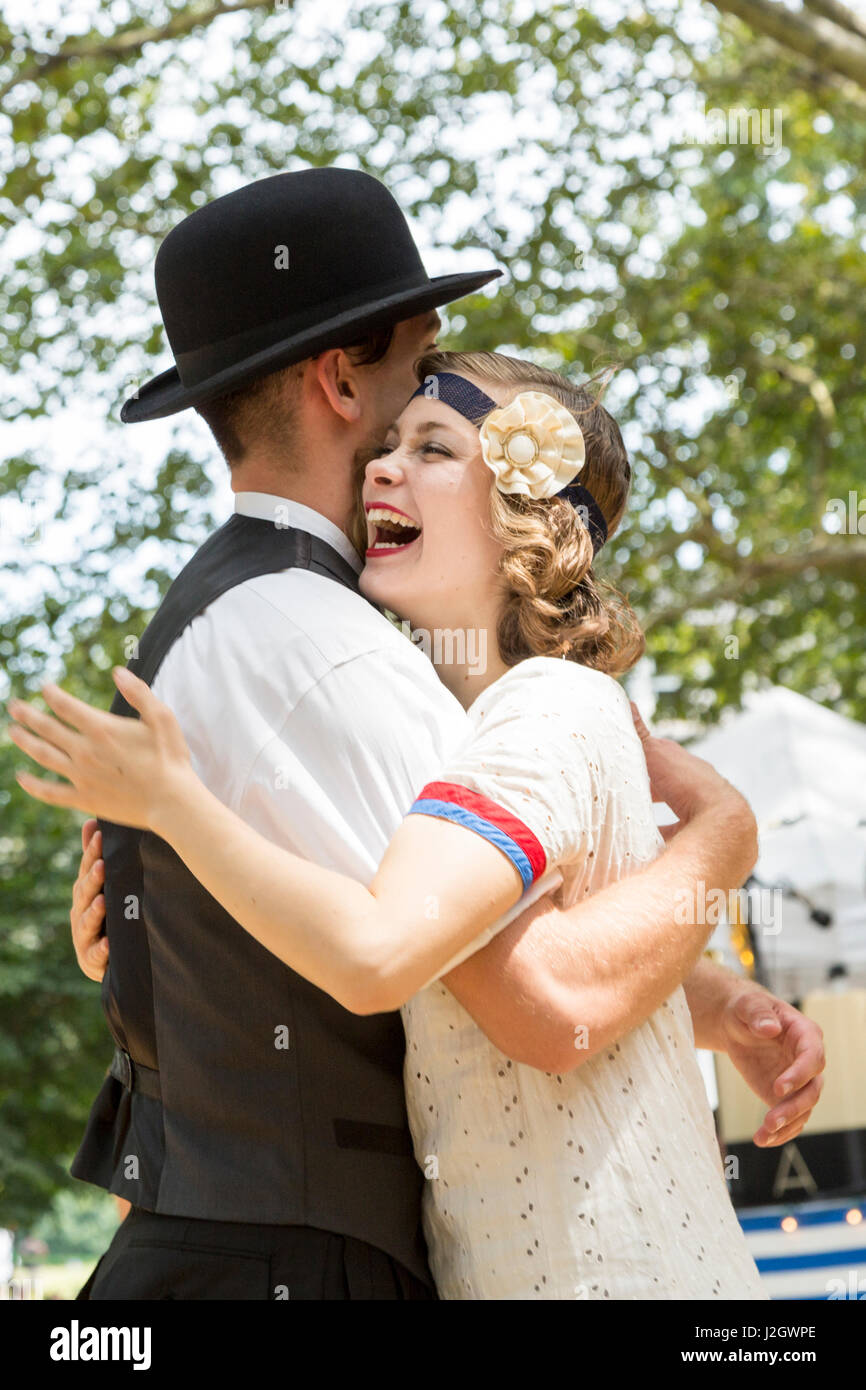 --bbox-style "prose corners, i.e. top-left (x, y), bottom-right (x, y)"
top-left (366, 452), bottom-right (405, 487)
